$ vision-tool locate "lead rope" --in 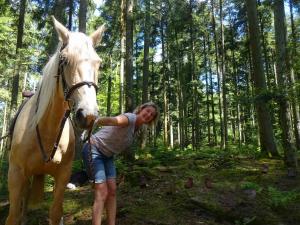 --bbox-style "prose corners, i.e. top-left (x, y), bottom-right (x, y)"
top-left (86, 119), bottom-right (97, 185)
